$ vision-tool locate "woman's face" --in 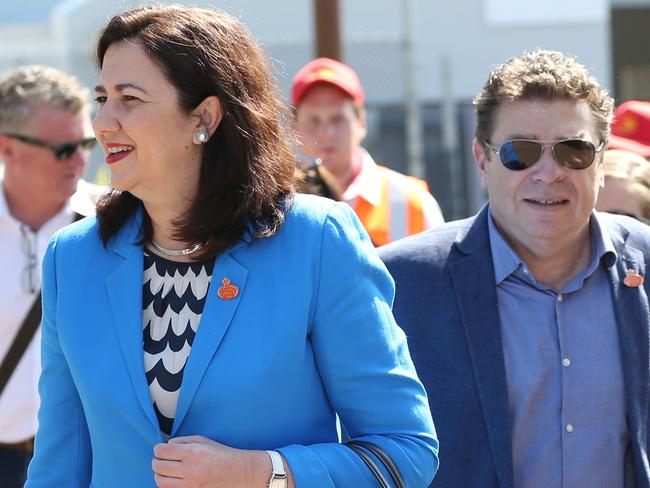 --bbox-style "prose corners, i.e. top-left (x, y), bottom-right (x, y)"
top-left (596, 176), bottom-right (646, 221)
top-left (93, 40), bottom-right (202, 202)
